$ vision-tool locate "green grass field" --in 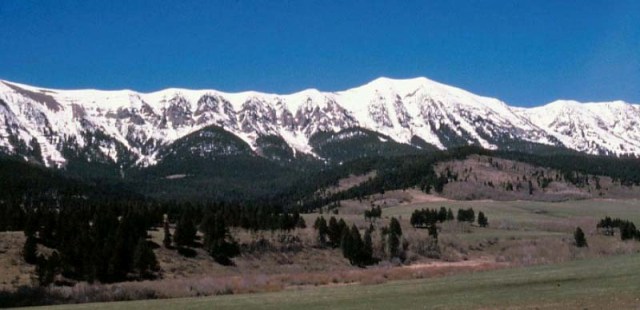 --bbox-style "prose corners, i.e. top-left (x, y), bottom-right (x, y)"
top-left (32, 252), bottom-right (640, 309)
